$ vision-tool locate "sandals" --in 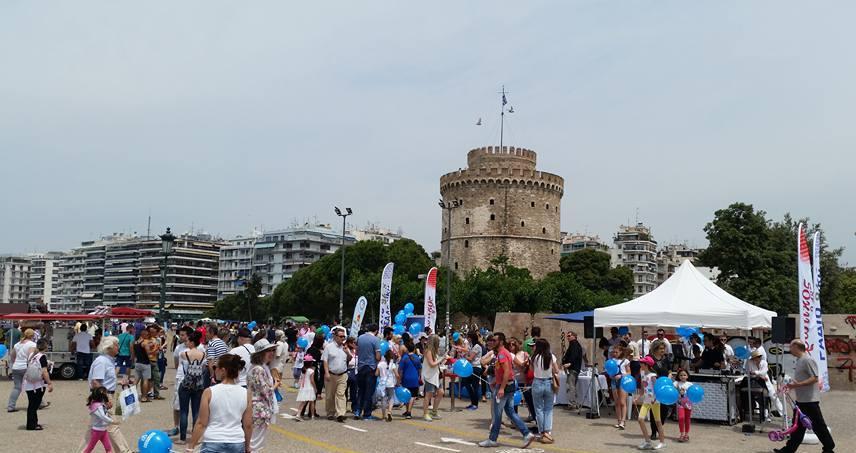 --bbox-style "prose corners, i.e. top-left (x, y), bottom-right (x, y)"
top-left (540, 433), bottom-right (554, 444)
